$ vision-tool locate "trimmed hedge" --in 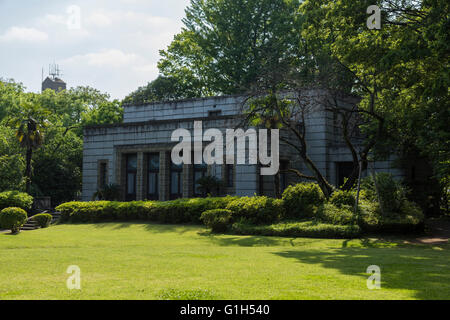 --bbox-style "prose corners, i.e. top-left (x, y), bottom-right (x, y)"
top-left (32, 213), bottom-right (53, 228)
top-left (231, 221), bottom-right (361, 239)
top-left (55, 197), bottom-right (238, 224)
top-left (200, 209), bottom-right (232, 233)
top-left (225, 196), bottom-right (284, 224)
top-left (282, 183), bottom-right (324, 218)
top-left (0, 207), bottom-right (27, 234)
top-left (0, 191), bottom-right (33, 211)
